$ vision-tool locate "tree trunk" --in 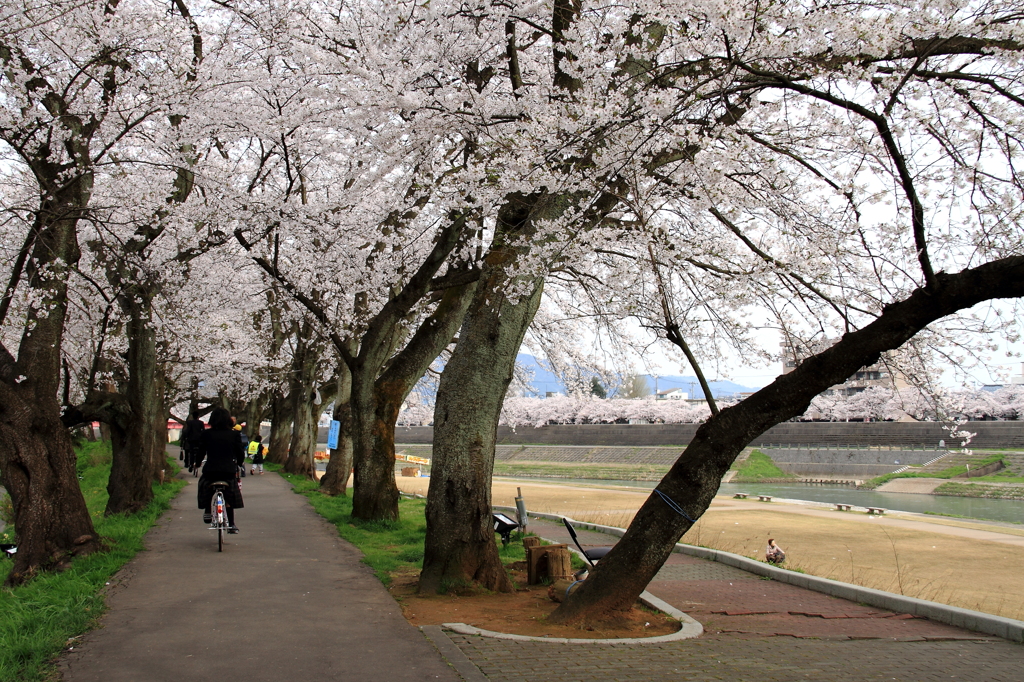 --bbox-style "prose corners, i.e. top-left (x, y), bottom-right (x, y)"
top-left (0, 189), bottom-right (102, 585)
top-left (320, 362), bottom-right (354, 496)
top-left (418, 193), bottom-right (565, 594)
top-left (549, 257), bottom-right (1024, 624)
top-left (243, 394), bottom-right (267, 445)
top-left (266, 390), bottom-right (292, 465)
top-left (105, 293), bottom-right (159, 515)
top-left (284, 389), bottom-right (318, 478)
top-left (351, 281), bottom-right (479, 519)
top-left (283, 327), bottom-right (325, 479)
top-left (419, 277), bottom-right (542, 593)
top-left (0, 388), bottom-right (103, 585)
top-left (349, 368), bottom-right (399, 520)
top-left (152, 369), bottom-right (169, 480)
top-left (419, 266), bottom-right (543, 593)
